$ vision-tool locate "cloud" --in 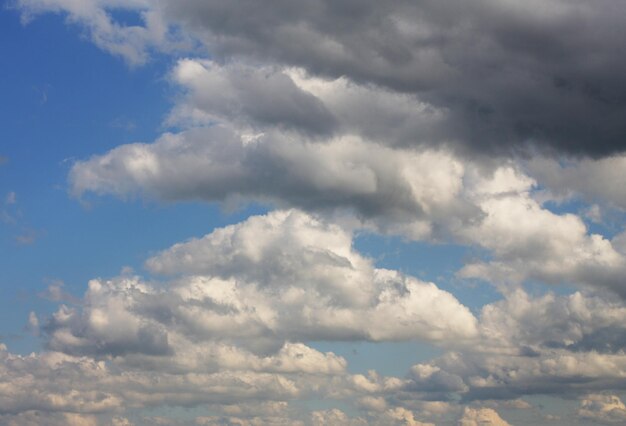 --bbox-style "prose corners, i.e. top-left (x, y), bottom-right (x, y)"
top-left (16, 0), bottom-right (183, 66)
top-left (7, 278), bottom-right (626, 421)
top-left (69, 122), bottom-right (477, 241)
top-left (393, 289), bottom-right (626, 402)
top-left (168, 60), bottom-right (338, 136)
top-left (0, 412), bottom-right (100, 426)
top-left (310, 407), bottom-right (434, 426)
top-left (1, 191), bottom-right (42, 245)
top-left (60, 57), bottom-right (626, 298)
top-left (458, 407), bottom-right (511, 426)
top-left (578, 394), bottom-right (626, 424)
top-left (454, 166), bottom-right (626, 297)
top-left (44, 210), bottom-right (477, 358)
top-left (70, 109), bottom-right (626, 296)
top-left (26, 311), bottom-right (39, 335)
top-left (160, 0), bottom-right (626, 157)
top-left (15, 228), bottom-right (38, 245)
top-left (63, 57), bottom-right (626, 298)
top-left (17, 0), bottom-right (626, 156)
top-left (0, 210), bottom-right (483, 421)
top-left (166, 60), bottom-right (449, 148)
top-left (0, 342), bottom-right (346, 420)
top-left (11, 1), bottom-right (626, 423)
top-left (528, 155), bottom-right (626, 210)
